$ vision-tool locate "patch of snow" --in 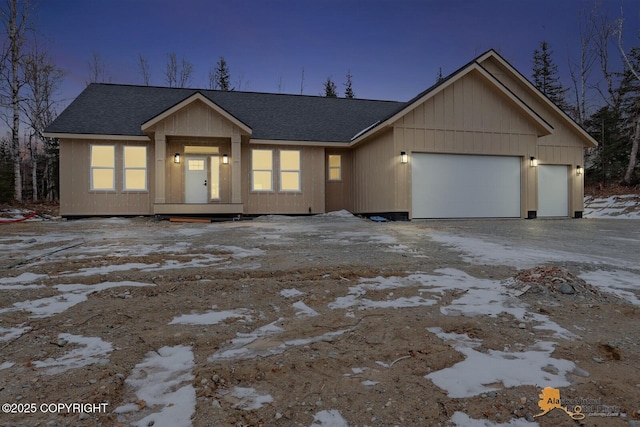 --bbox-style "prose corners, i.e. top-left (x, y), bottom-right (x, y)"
top-left (310, 409), bottom-right (349, 427)
top-left (584, 195), bottom-right (640, 219)
top-left (115, 345), bottom-right (195, 427)
top-left (0, 361), bottom-right (14, 370)
top-left (450, 411), bottom-right (539, 426)
top-left (169, 308), bottom-right (253, 325)
top-left (229, 387), bottom-right (273, 410)
top-left (0, 272), bottom-right (48, 285)
top-left (33, 333), bottom-right (113, 374)
top-left (314, 210), bottom-right (357, 219)
top-left (280, 288), bottom-right (304, 299)
top-left (0, 325), bottom-right (31, 342)
top-left (578, 269), bottom-right (640, 305)
top-left (425, 328), bottom-right (575, 398)
top-left (0, 281), bottom-right (154, 318)
top-left (205, 244), bottom-right (265, 258)
top-left (292, 301), bottom-right (319, 317)
top-left (361, 380), bottom-right (379, 386)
